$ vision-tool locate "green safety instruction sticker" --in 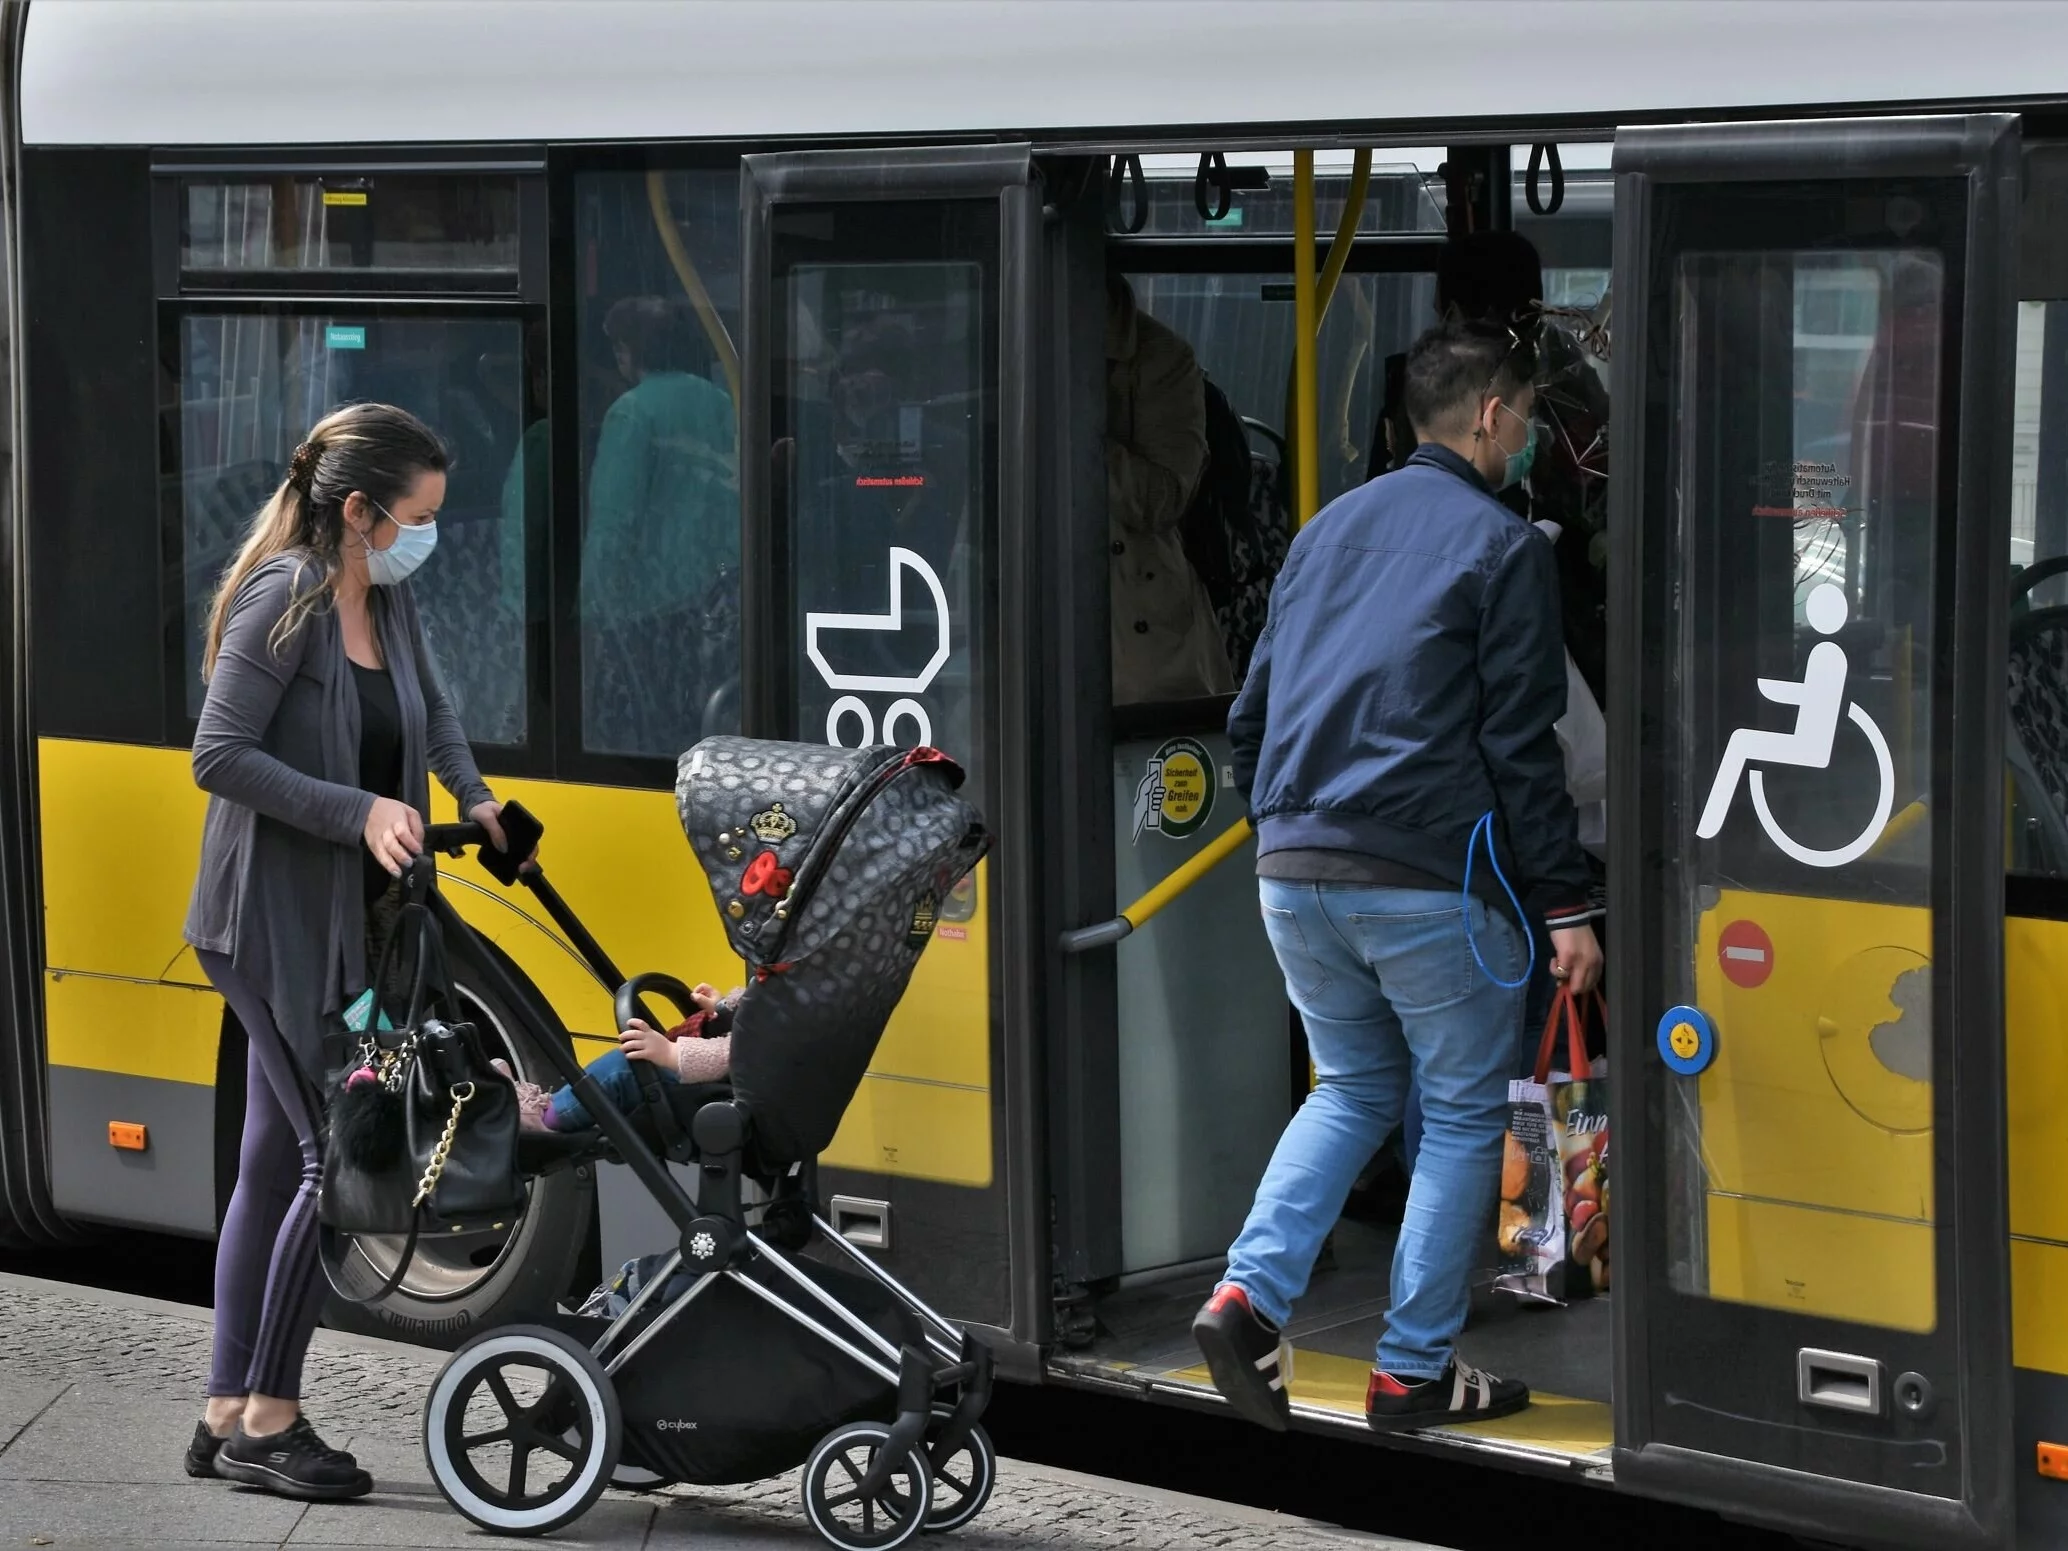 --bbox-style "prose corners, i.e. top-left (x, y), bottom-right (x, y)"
top-left (325, 325), bottom-right (367, 351)
top-left (1132, 736), bottom-right (1216, 843)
